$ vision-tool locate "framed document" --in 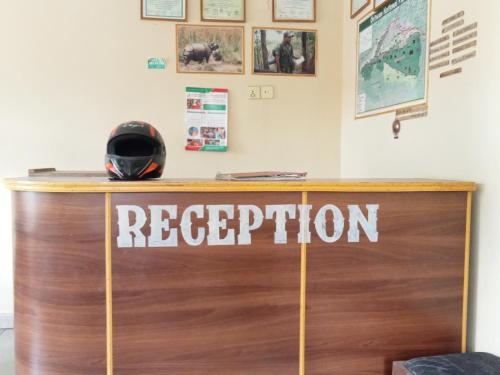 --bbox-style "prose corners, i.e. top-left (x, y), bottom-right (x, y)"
top-left (141, 0), bottom-right (187, 21)
top-left (355, 0), bottom-right (430, 118)
top-left (201, 0), bottom-right (246, 22)
top-left (273, 0), bottom-right (316, 22)
top-left (350, 0), bottom-right (370, 19)
top-left (373, 0), bottom-right (390, 10)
